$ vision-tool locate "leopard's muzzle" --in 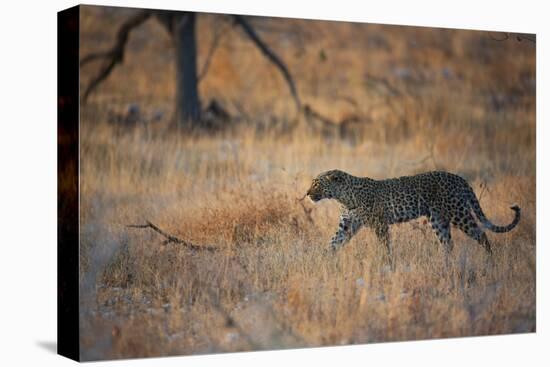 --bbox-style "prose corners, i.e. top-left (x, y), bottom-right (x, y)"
top-left (306, 186), bottom-right (323, 202)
